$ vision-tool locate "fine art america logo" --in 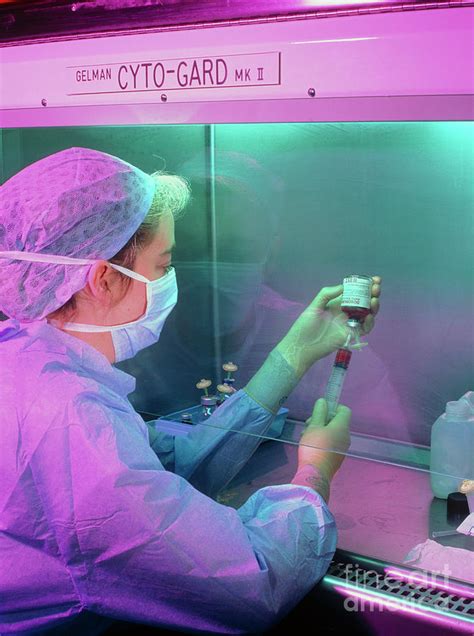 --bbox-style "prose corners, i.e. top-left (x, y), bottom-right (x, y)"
top-left (337, 562), bottom-right (468, 615)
